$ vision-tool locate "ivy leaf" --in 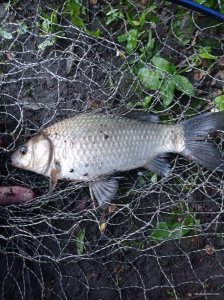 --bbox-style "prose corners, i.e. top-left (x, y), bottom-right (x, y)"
top-left (173, 74), bottom-right (195, 96)
top-left (138, 68), bottom-right (160, 90)
top-left (151, 57), bottom-right (176, 74)
top-left (160, 79), bottom-right (175, 107)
